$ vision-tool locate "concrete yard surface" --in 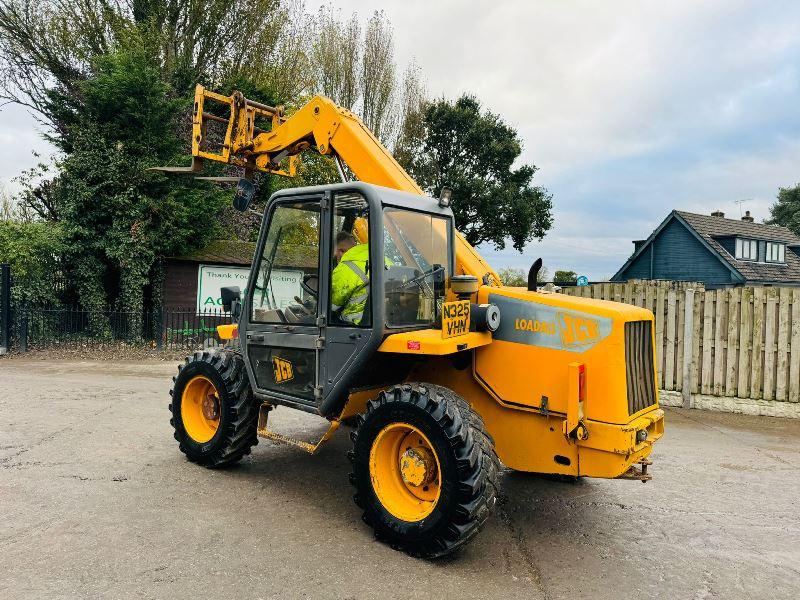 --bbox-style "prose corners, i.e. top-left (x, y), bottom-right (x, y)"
top-left (1, 359), bottom-right (799, 599)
